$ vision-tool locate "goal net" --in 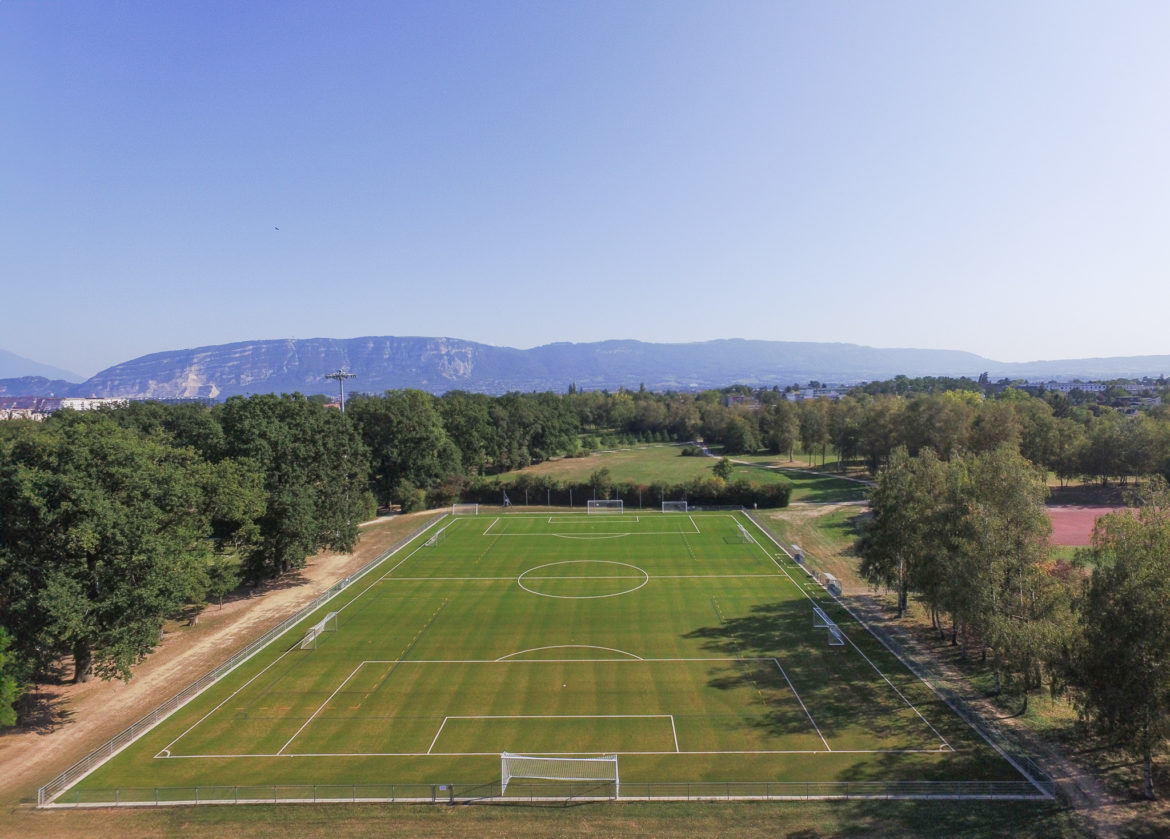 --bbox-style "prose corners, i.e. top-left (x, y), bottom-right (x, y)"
top-left (299, 612), bottom-right (338, 650)
top-left (736, 523), bottom-right (755, 544)
top-left (452, 503), bottom-right (479, 515)
top-left (501, 753), bottom-right (619, 797)
top-left (424, 523), bottom-right (451, 547)
top-left (586, 499), bottom-right (624, 515)
top-left (661, 500), bottom-right (688, 513)
top-left (813, 605), bottom-right (845, 647)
